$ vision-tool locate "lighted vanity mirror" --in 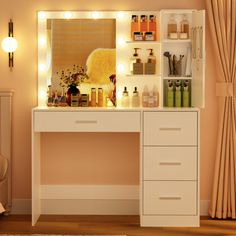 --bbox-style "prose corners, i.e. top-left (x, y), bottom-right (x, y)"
top-left (38, 11), bottom-right (123, 106)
